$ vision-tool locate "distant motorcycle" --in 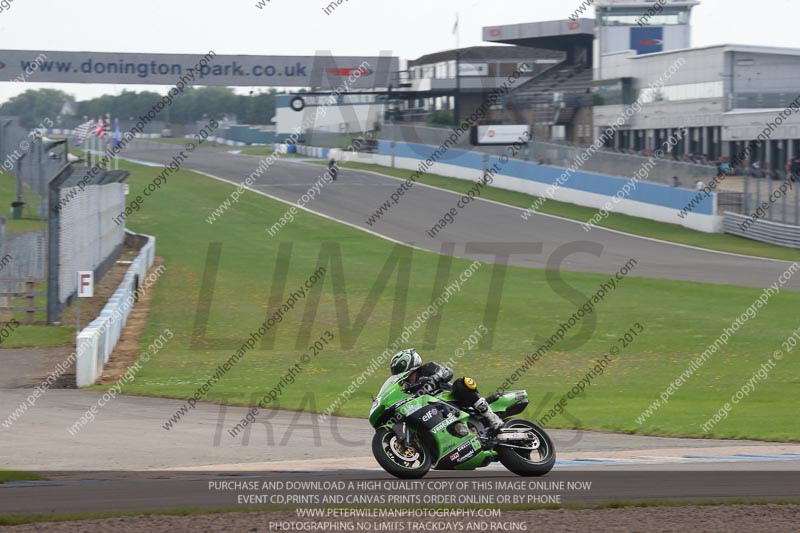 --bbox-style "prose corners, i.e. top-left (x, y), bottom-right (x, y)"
top-left (369, 373), bottom-right (555, 479)
top-left (328, 160), bottom-right (339, 181)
